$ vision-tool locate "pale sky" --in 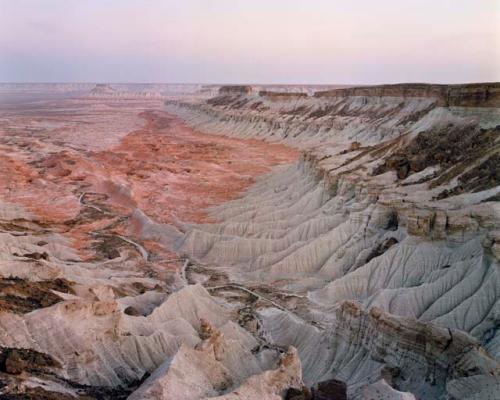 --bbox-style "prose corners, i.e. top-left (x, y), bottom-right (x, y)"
top-left (0, 0), bottom-right (499, 84)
